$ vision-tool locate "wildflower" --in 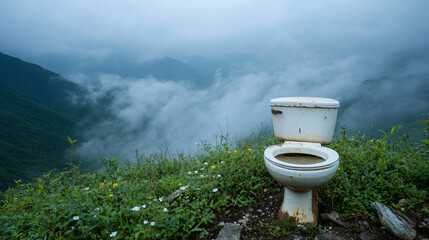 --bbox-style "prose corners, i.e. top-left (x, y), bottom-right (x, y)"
top-left (200, 168), bottom-right (204, 170)
top-left (187, 171), bottom-right (192, 175)
top-left (84, 187), bottom-right (90, 190)
top-left (338, 167), bottom-right (341, 171)
top-left (110, 231), bottom-right (117, 237)
top-left (142, 204), bottom-right (147, 208)
top-left (211, 165), bottom-right (216, 169)
top-left (194, 170), bottom-right (198, 174)
top-left (204, 162), bottom-right (208, 165)
top-left (73, 216), bottom-right (79, 221)
top-left (370, 139), bottom-right (374, 143)
top-left (212, 188), bottom-right (218, 193)
top-left (159, 197), bottom-right (163, 202)
top-left (227, 151), bottom-right (230, 154)
top-left (71, 226), bottom-right (75, 230)
top-left (94, 215), bottom-right (97, 218)
top-left (109, 194), bottom-right (114, 198)
top-left (186, 196), bottom-right (189, 199)
top-left (163, 208), bottom-right (168, 212)
top-left (217, 174), bottom-right (221, 177)
top-left (150, 222), bottom-right (155, 226)
top-left (233, 150), bottom-right (237, 153)
top-left (113, 183), bottom-right (118, 188)
top-left (14, 179), bottom-right (21, 184)
top-left (13, 198), bottom-right (17, 202)
top-left (179, 183), bottom-right (182, 186)
top-left (180, 186), bottom-right (186, 191)
top-left (95, 207), bottom-right (100, 211)
top-left (221, 161), bottom-right (224, 164)
top-left (144, 220), bottom-right (148, 224)
top-left (153, 198), bottom-right (158, 202)
top-left (131, 206), bottom-right (140, 211)
top-left (248, 148), bottom-right (252, 151)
